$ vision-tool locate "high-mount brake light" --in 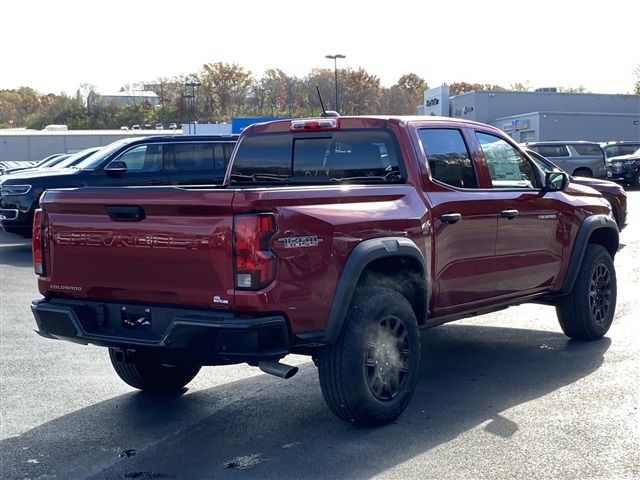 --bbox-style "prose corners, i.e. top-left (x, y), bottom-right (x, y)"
top-left (234, 214), bottom-right (277, 290)
top-left (290, 118), bottom-right (339, 132)
top-left (32, 209), bottom-right (45, 276)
